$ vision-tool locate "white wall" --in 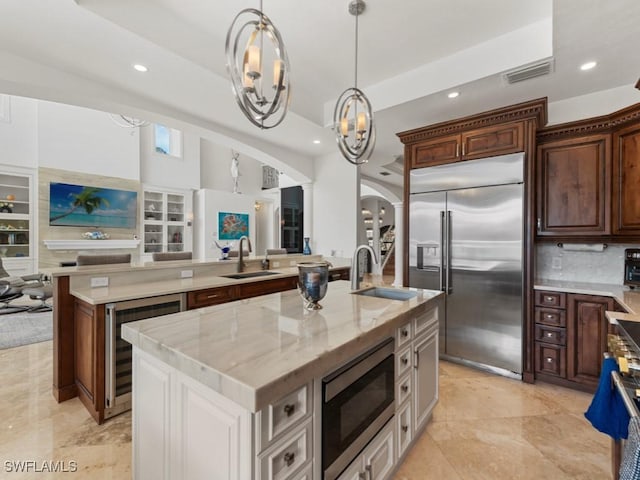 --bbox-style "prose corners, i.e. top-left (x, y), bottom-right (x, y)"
top-left (37, 100), bottom-right (140, 180)
top-left (200, 139), bottom-right (265, 195)
top-left (312, 152), bottom-right (358, 258)
top-left (193, 189), bottom-right (257, 260)
top-left (140, 125), bottom-right (200, 190)
top-left (0, 95), bottom-right (38, 168)
top-left (547, 84), bottom-right (640, 125)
